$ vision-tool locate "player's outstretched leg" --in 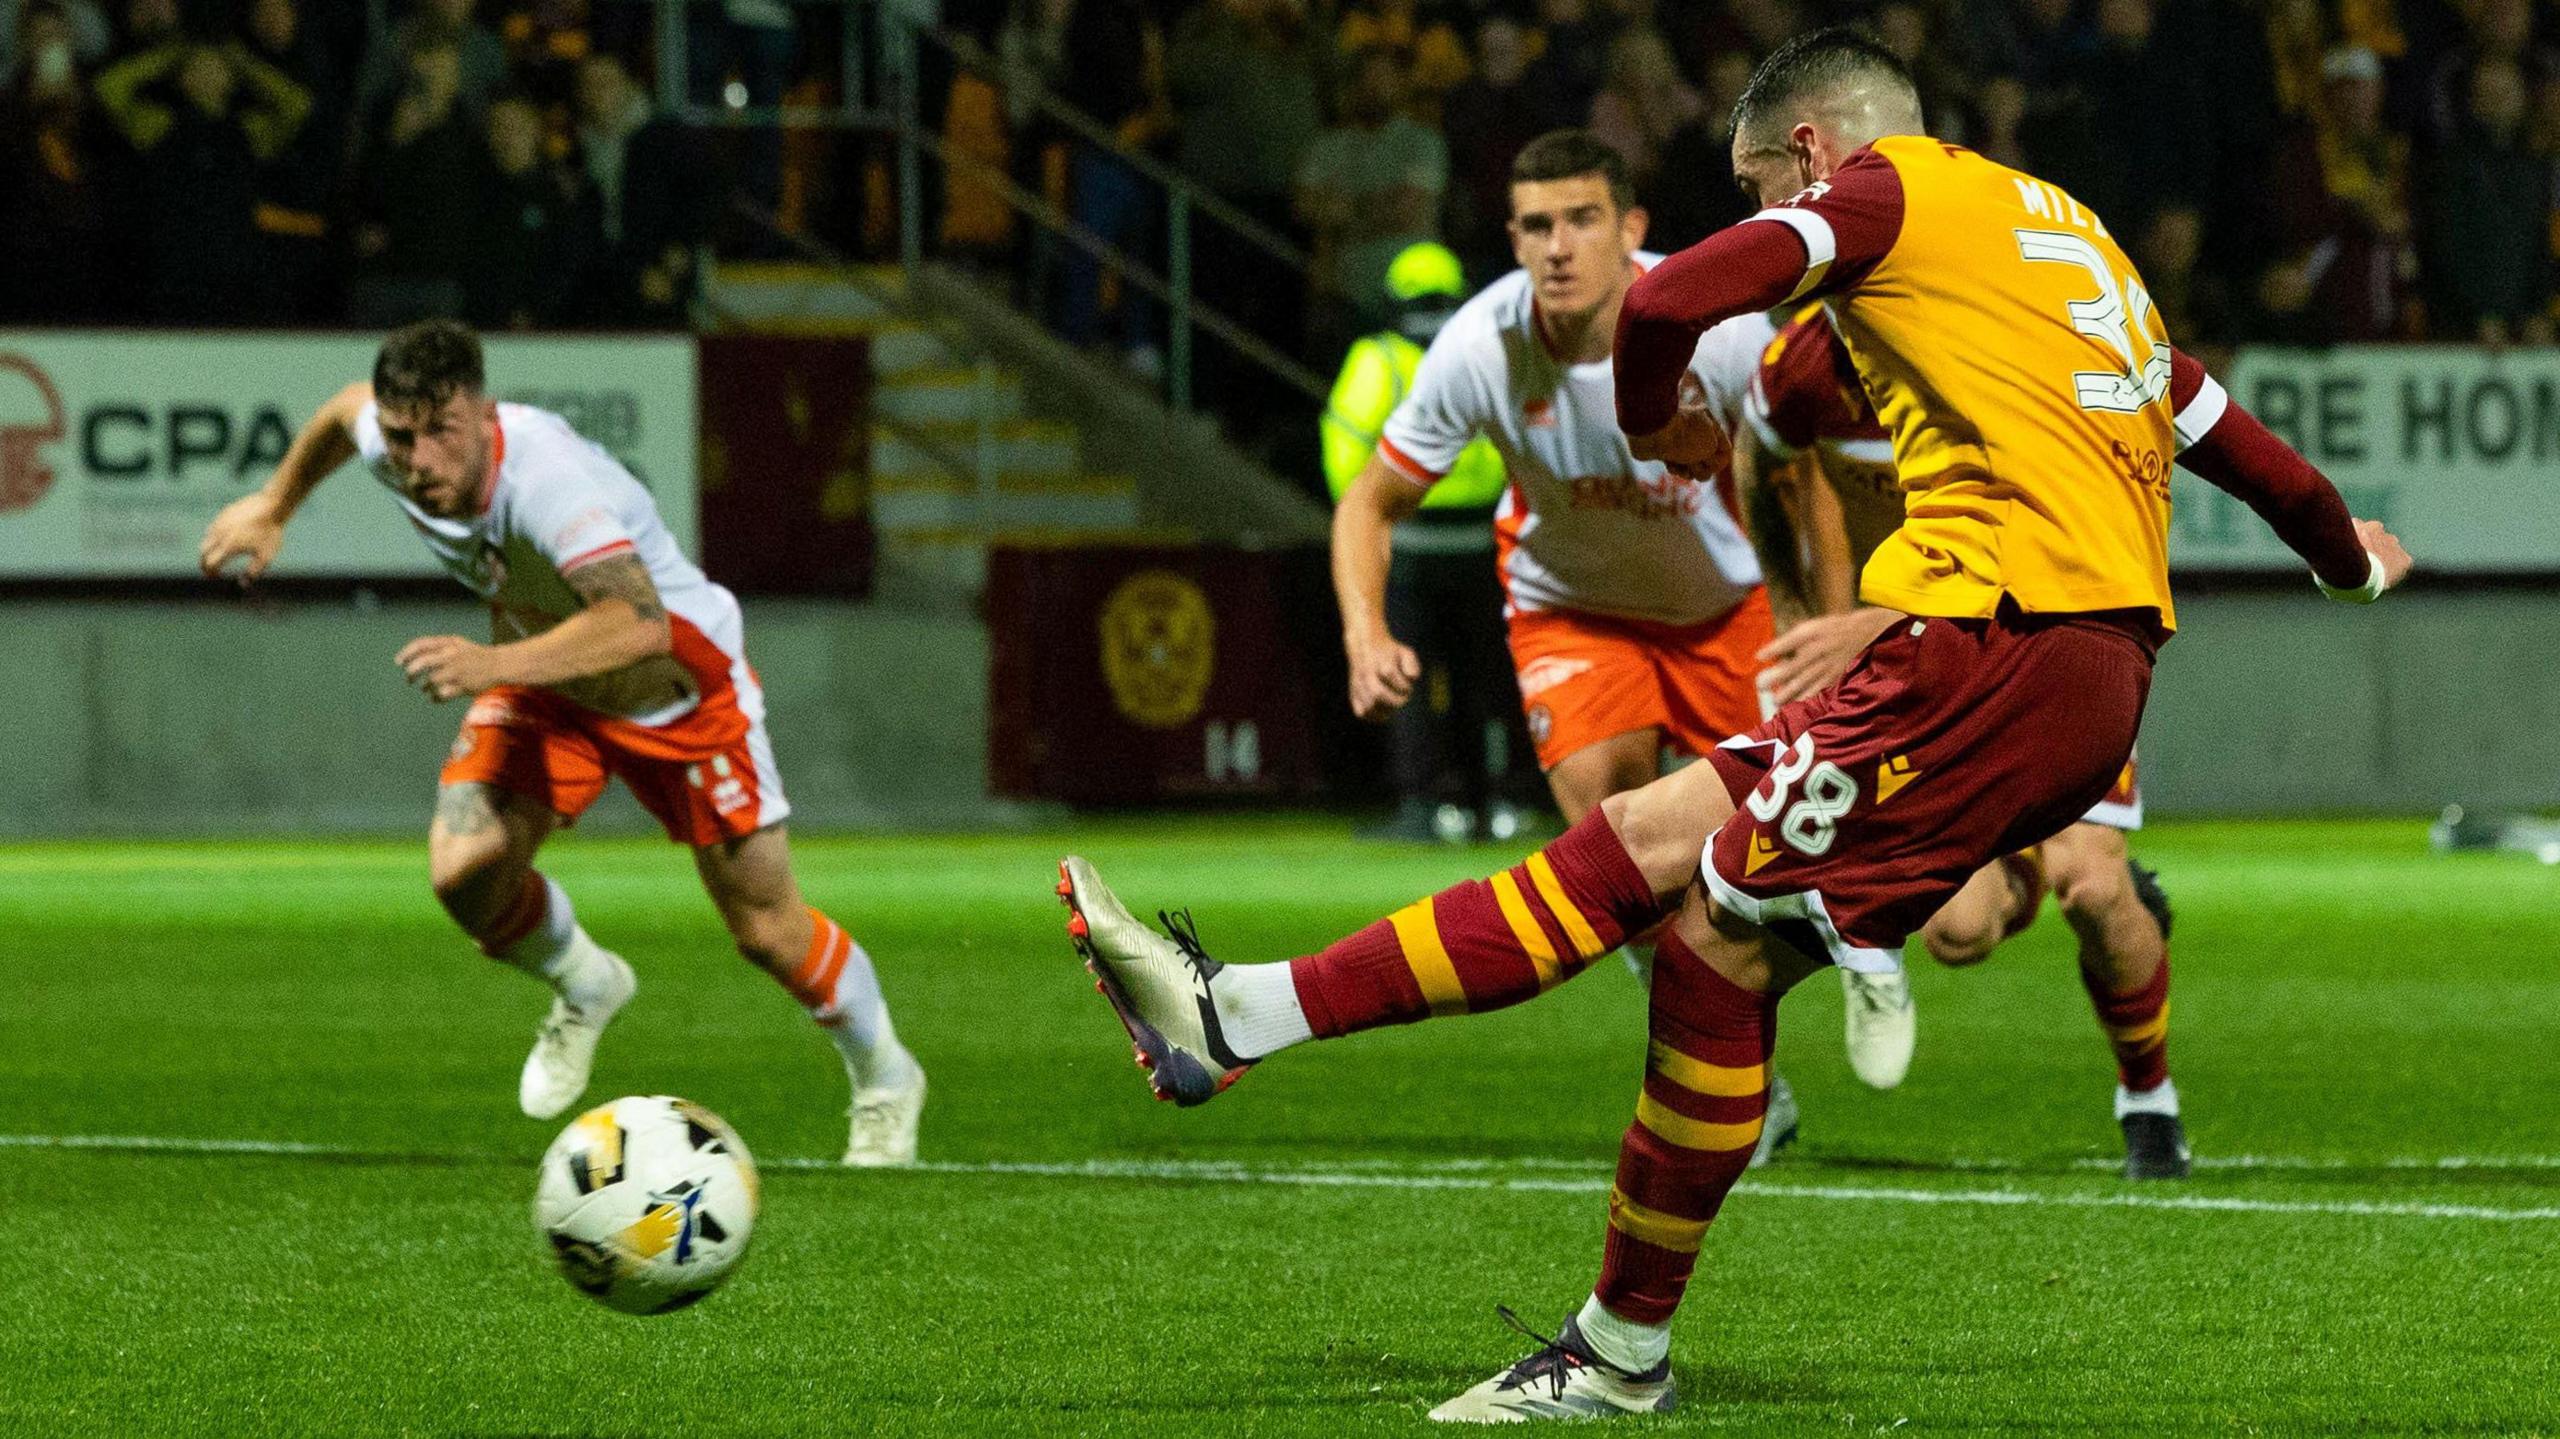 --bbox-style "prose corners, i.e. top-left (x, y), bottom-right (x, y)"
top-left (2045, 823), bottom-right (2184, 1178)
top-left (429, 782), bottom-right (636, 1120)
top-left (697, 827), bottom-right (926, 1166)
top-left (1431, 910), bottom-right (1821, 1422)
top-left (1058, 802), bottom-right (1679, 1106)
